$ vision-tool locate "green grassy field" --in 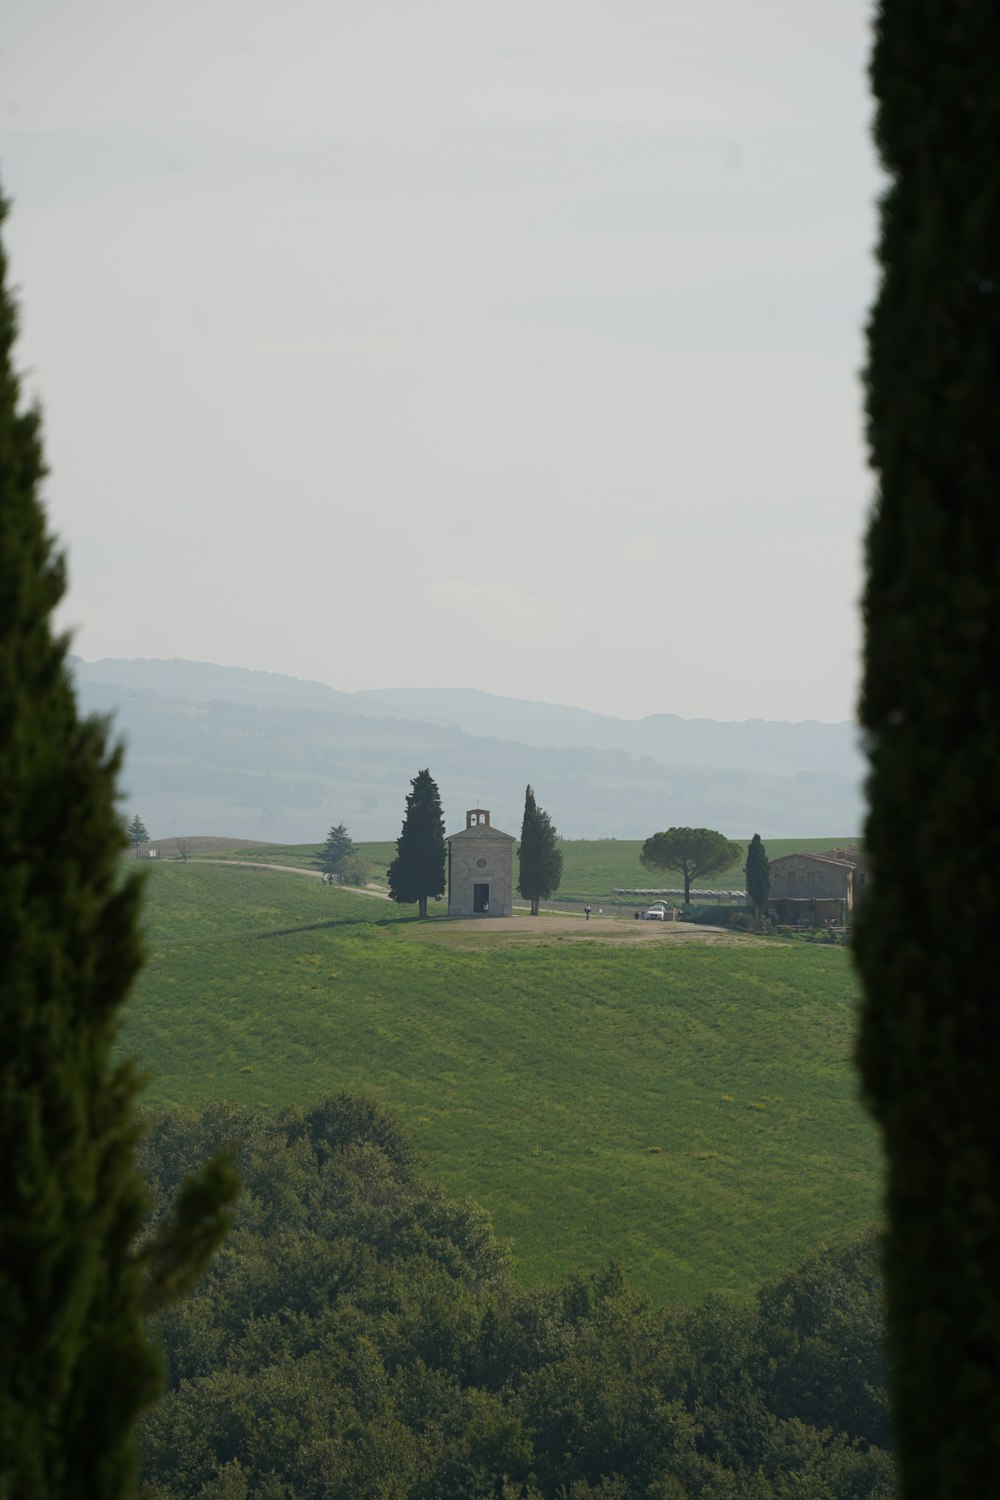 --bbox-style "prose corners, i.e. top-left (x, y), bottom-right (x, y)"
top-left (203, 834), bottom-right (860, 906)
top-left (127, 859), bottom-right (880, 1306)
